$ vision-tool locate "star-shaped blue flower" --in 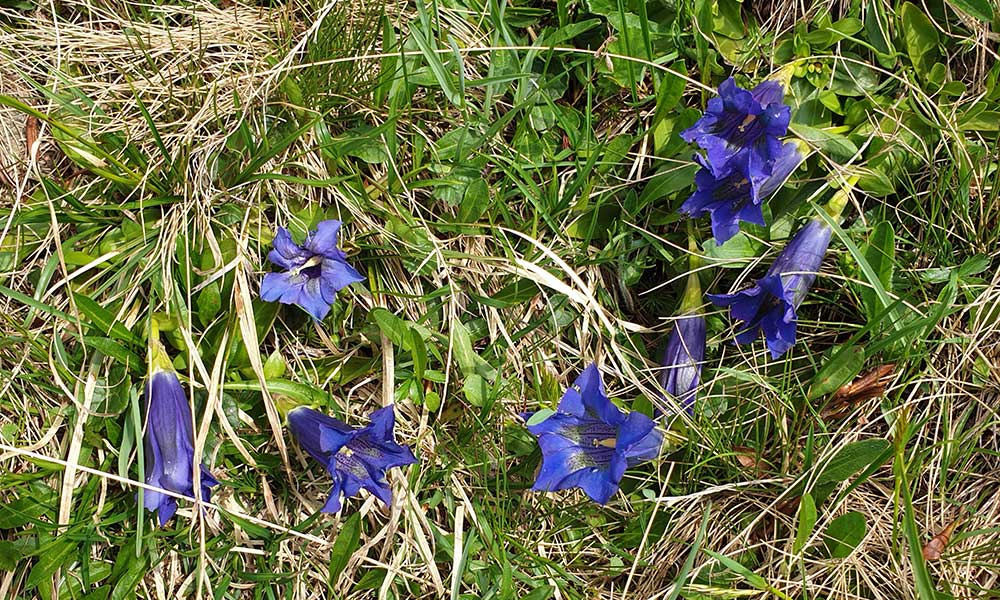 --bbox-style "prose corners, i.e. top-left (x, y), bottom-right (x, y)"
top-left (660, 312), bottom-right (705, 412)
top-left (522, 364), bottom-right (663, 505)
top-left (682, 141), bottom-right (802, 244)
top-left (708, 218), bottom-right (832, 358)
top-left (260, 220), bottom-right (365, 321)
top-left (681, 77), bottom-right (791, 172)
top-left (142, 368), bottom-right (219, 526)
top-left (287, 405), bottom-right (417, 513)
